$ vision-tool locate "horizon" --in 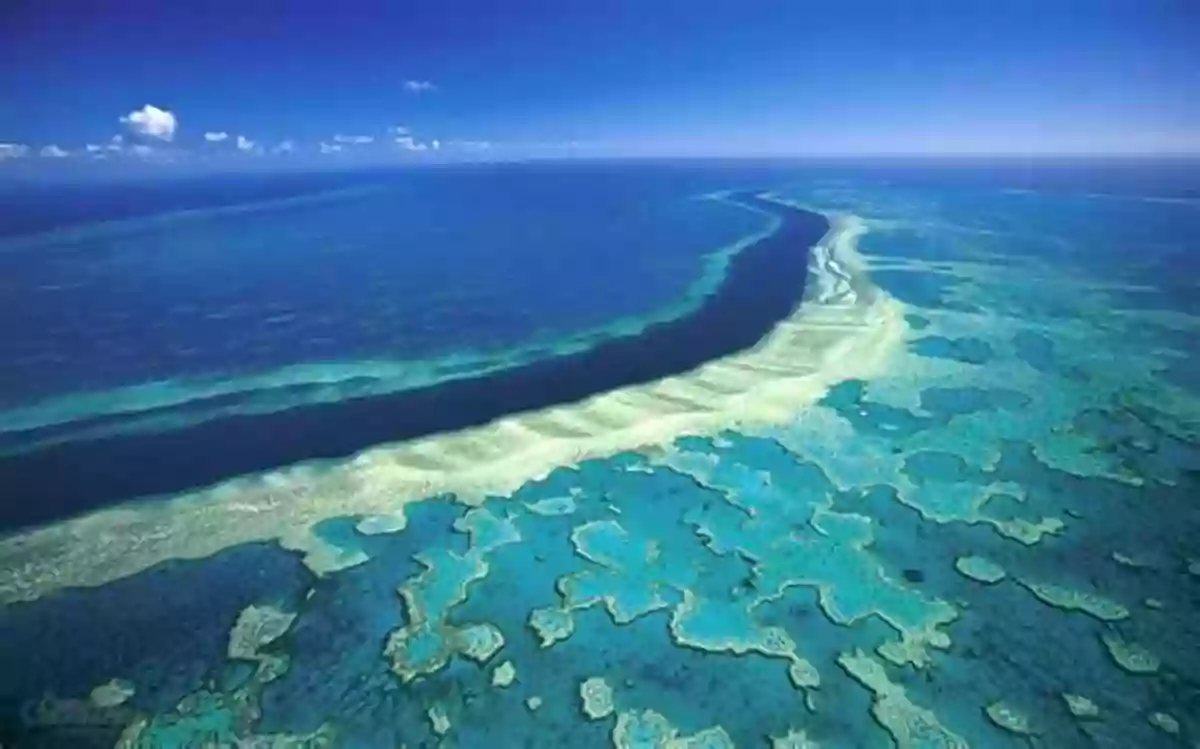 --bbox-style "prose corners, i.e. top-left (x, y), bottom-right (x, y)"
top-left (2, 1), bottom-right (1198, 176)
top-left (3, 152), bottom-right (1200, 186)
